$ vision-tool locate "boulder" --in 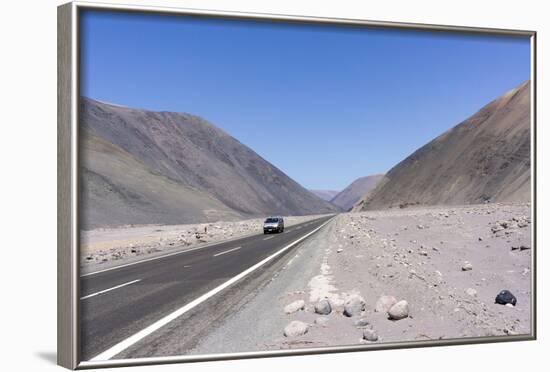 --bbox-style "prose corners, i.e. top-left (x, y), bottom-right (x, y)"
top-left (283, 321), bottom-right (309, 337)
top-left (363, 329), bottom-right (379, 342)
top-left (314, 299), bottom-right (332, 315)
top-left (388, 300), bottom-right (409, 320)
top-left (284, 300), bottom-right (305, 314)
top-left (343, 294), bottom-right (365, 317)
top-left (495, 290), bottom-right (517, 306)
